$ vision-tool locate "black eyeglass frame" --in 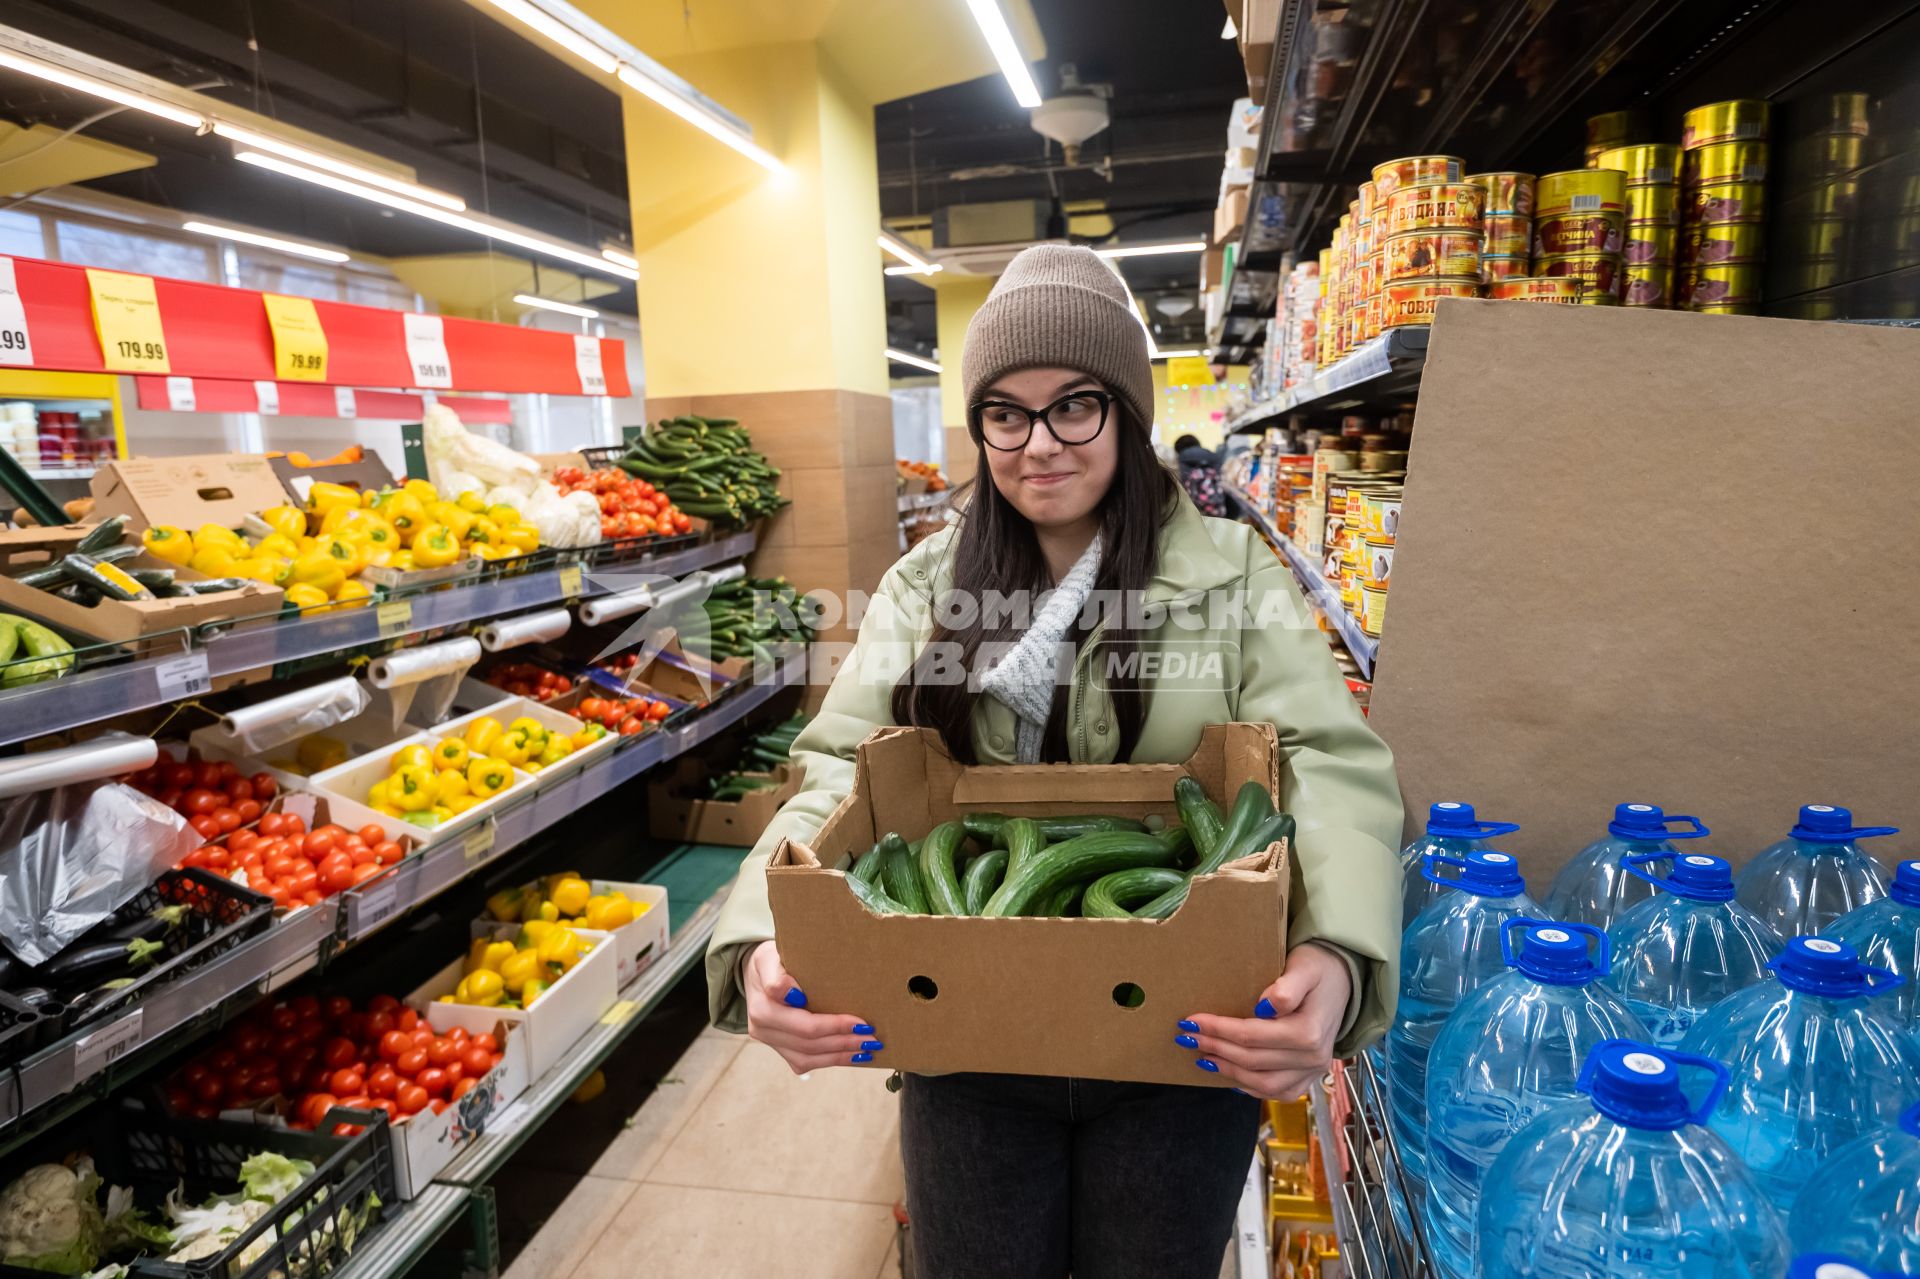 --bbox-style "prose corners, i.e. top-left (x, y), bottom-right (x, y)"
top-left (967, 389), bottom-right (1114, 452)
